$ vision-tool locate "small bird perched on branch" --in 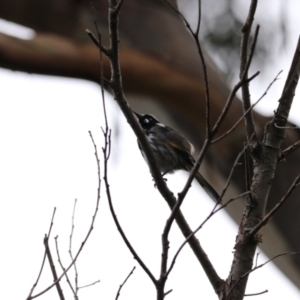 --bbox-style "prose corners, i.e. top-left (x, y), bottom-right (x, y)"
top-left (134, 111), bottom-right (219, 202)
